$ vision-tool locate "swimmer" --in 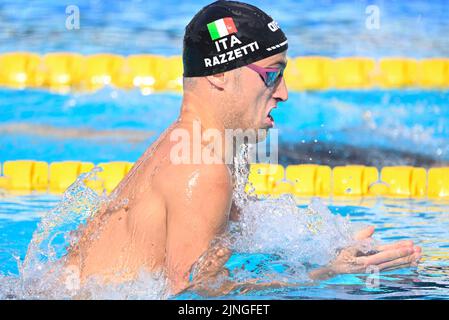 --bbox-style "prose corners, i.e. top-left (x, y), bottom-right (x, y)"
top-left (66, 0), bottom-right (422, 295)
